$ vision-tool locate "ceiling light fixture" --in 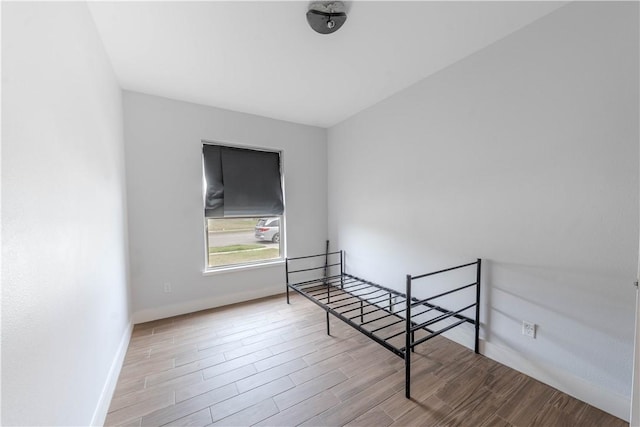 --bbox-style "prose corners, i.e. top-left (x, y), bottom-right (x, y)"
top-left (306, 1), bottom-right (347, 35)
